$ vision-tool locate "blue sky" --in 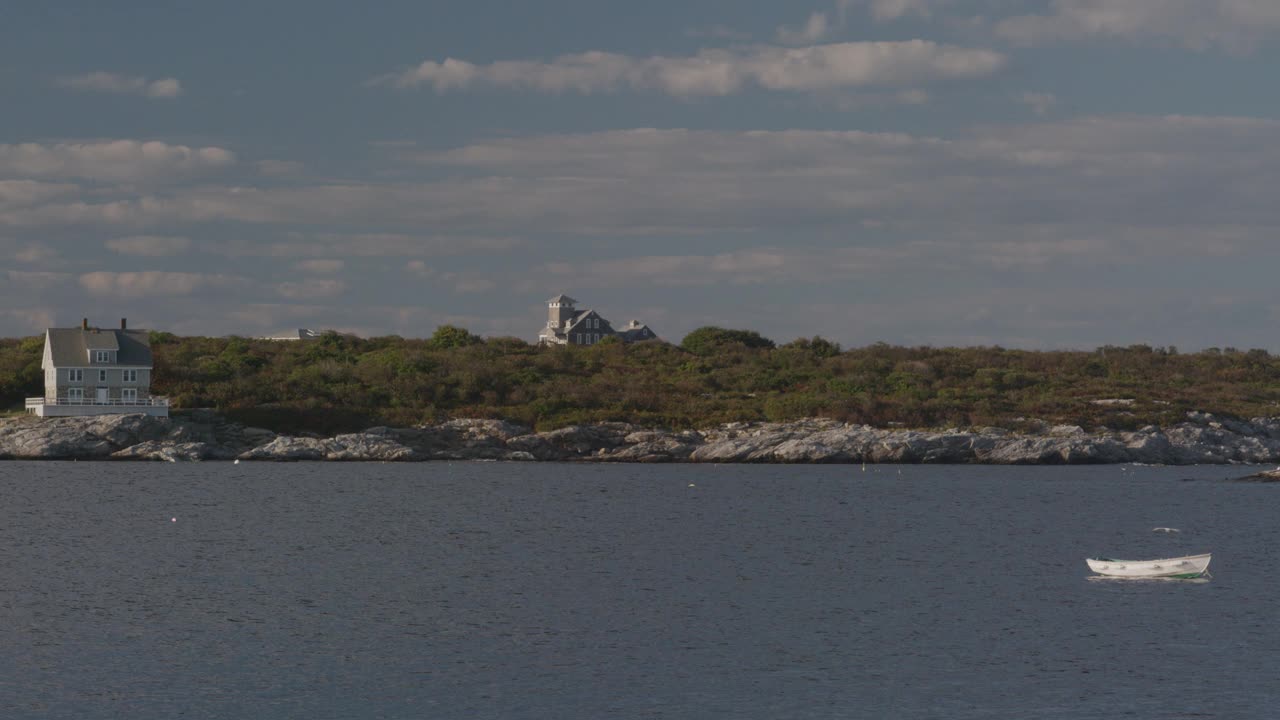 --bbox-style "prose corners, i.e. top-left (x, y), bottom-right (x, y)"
top-left (3, 0), bottom-right (1280, 350)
